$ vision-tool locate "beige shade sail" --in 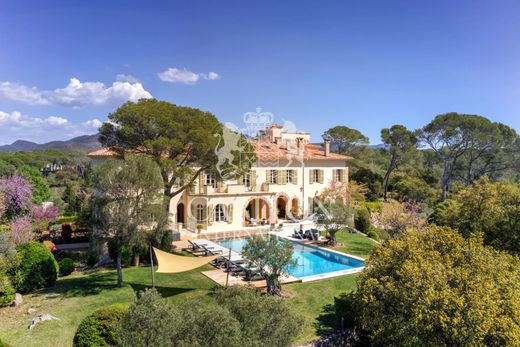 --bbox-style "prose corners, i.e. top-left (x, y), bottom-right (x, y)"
top-left (152, 247), bottom-right (218, 274)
